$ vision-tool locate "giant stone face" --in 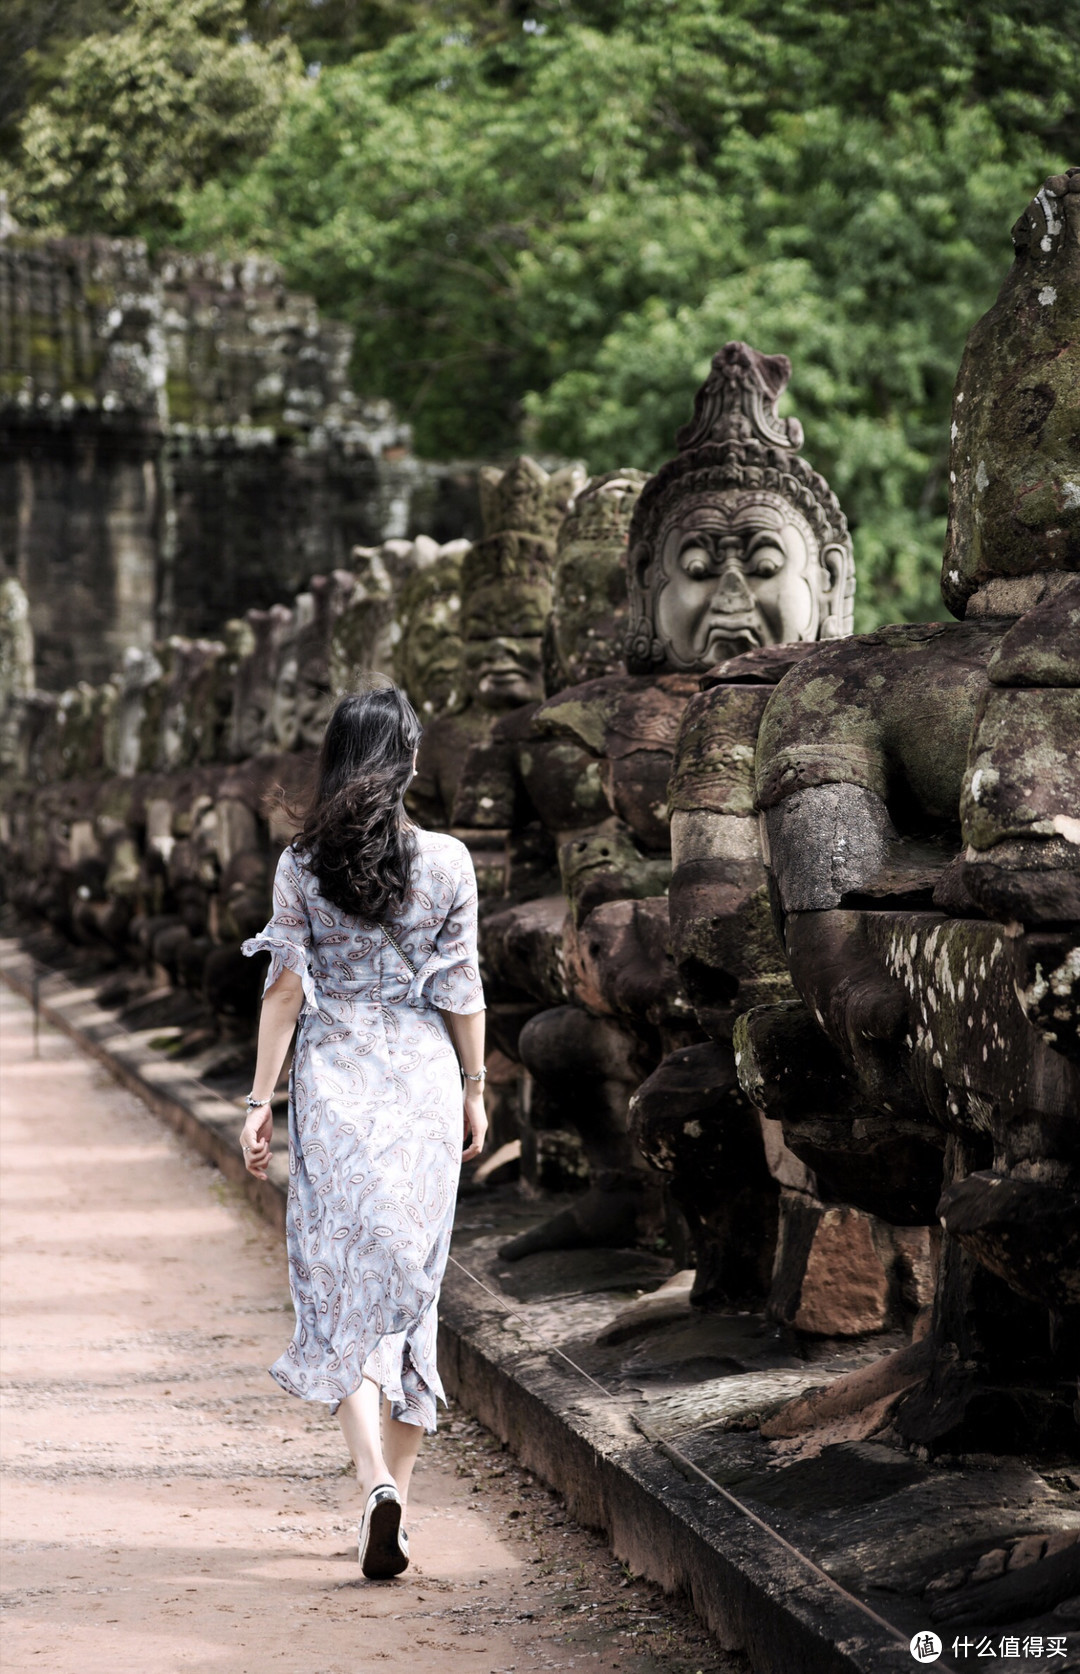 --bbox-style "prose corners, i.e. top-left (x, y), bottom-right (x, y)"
top-left (625, 341), bottom-right (854, 676)
top-left (463, 635), bottom-right (544, 709)
top-left (654, 492), bottom-right (824, 667)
